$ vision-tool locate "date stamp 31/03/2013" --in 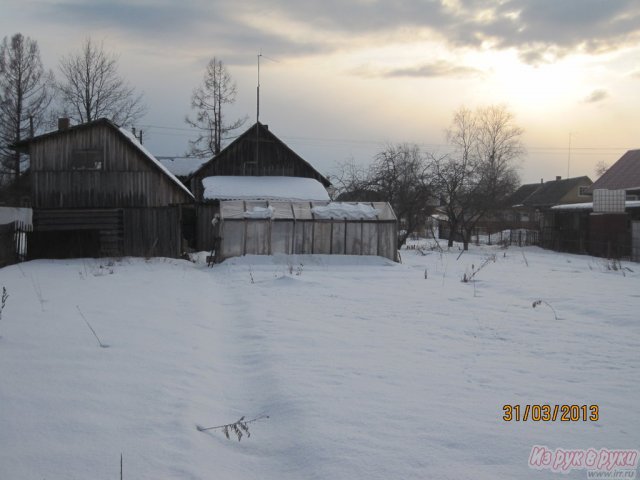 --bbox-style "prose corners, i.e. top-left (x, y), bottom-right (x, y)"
top-left (502, 404), bottom-right (599, 422)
